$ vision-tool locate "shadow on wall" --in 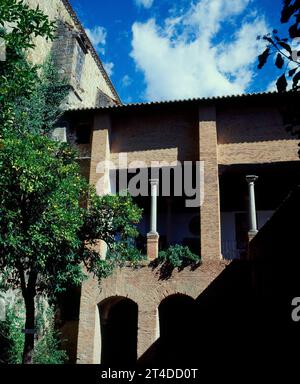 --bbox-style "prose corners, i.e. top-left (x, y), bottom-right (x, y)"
top-left (110, 106), bottom-right (199, 163)
top-left (138, 186), bottom-right (300, 370)
top-left (138, 260), bottom-right (252, 367)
